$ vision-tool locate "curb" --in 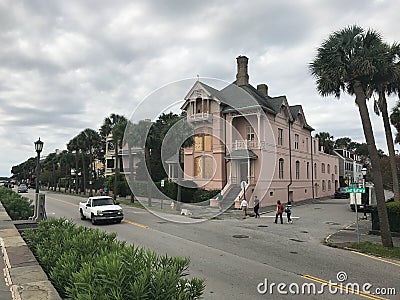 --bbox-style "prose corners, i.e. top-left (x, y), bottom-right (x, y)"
top-left (0, 204), bottom-right (61, 300)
